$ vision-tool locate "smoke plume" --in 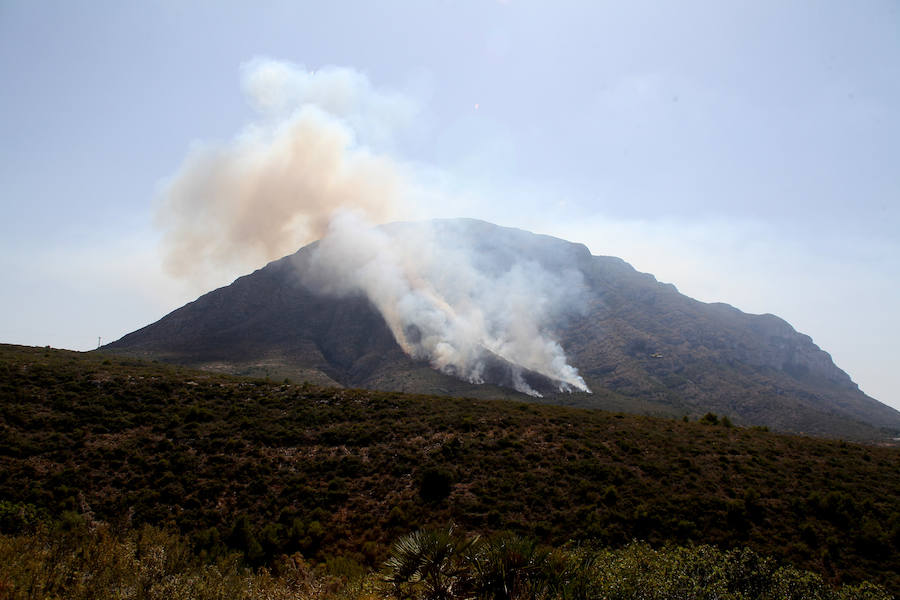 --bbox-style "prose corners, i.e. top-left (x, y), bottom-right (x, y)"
top-left (157, 59), bottom-right (414, 281)
top-left (158, 58), bottom-right (589, 395)
top-left (301, 214), bottom-right (591, 395)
